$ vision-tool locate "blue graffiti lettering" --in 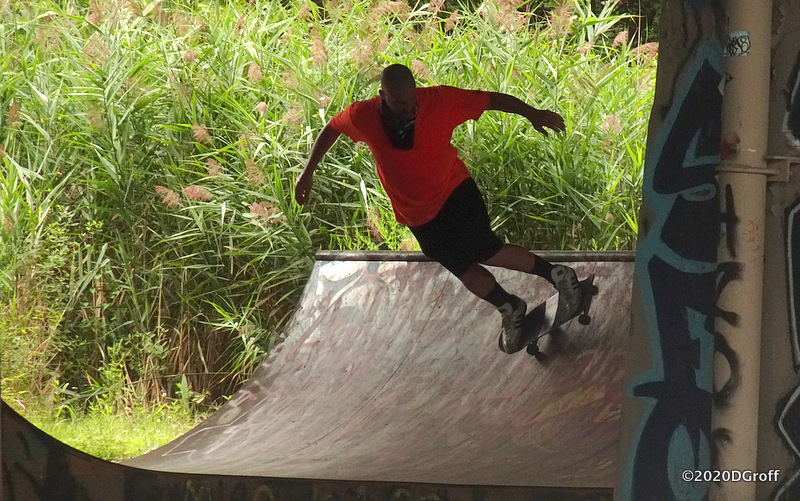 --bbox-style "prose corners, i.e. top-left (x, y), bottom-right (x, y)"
top-left (621, 42), bottom-right (724, 501)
